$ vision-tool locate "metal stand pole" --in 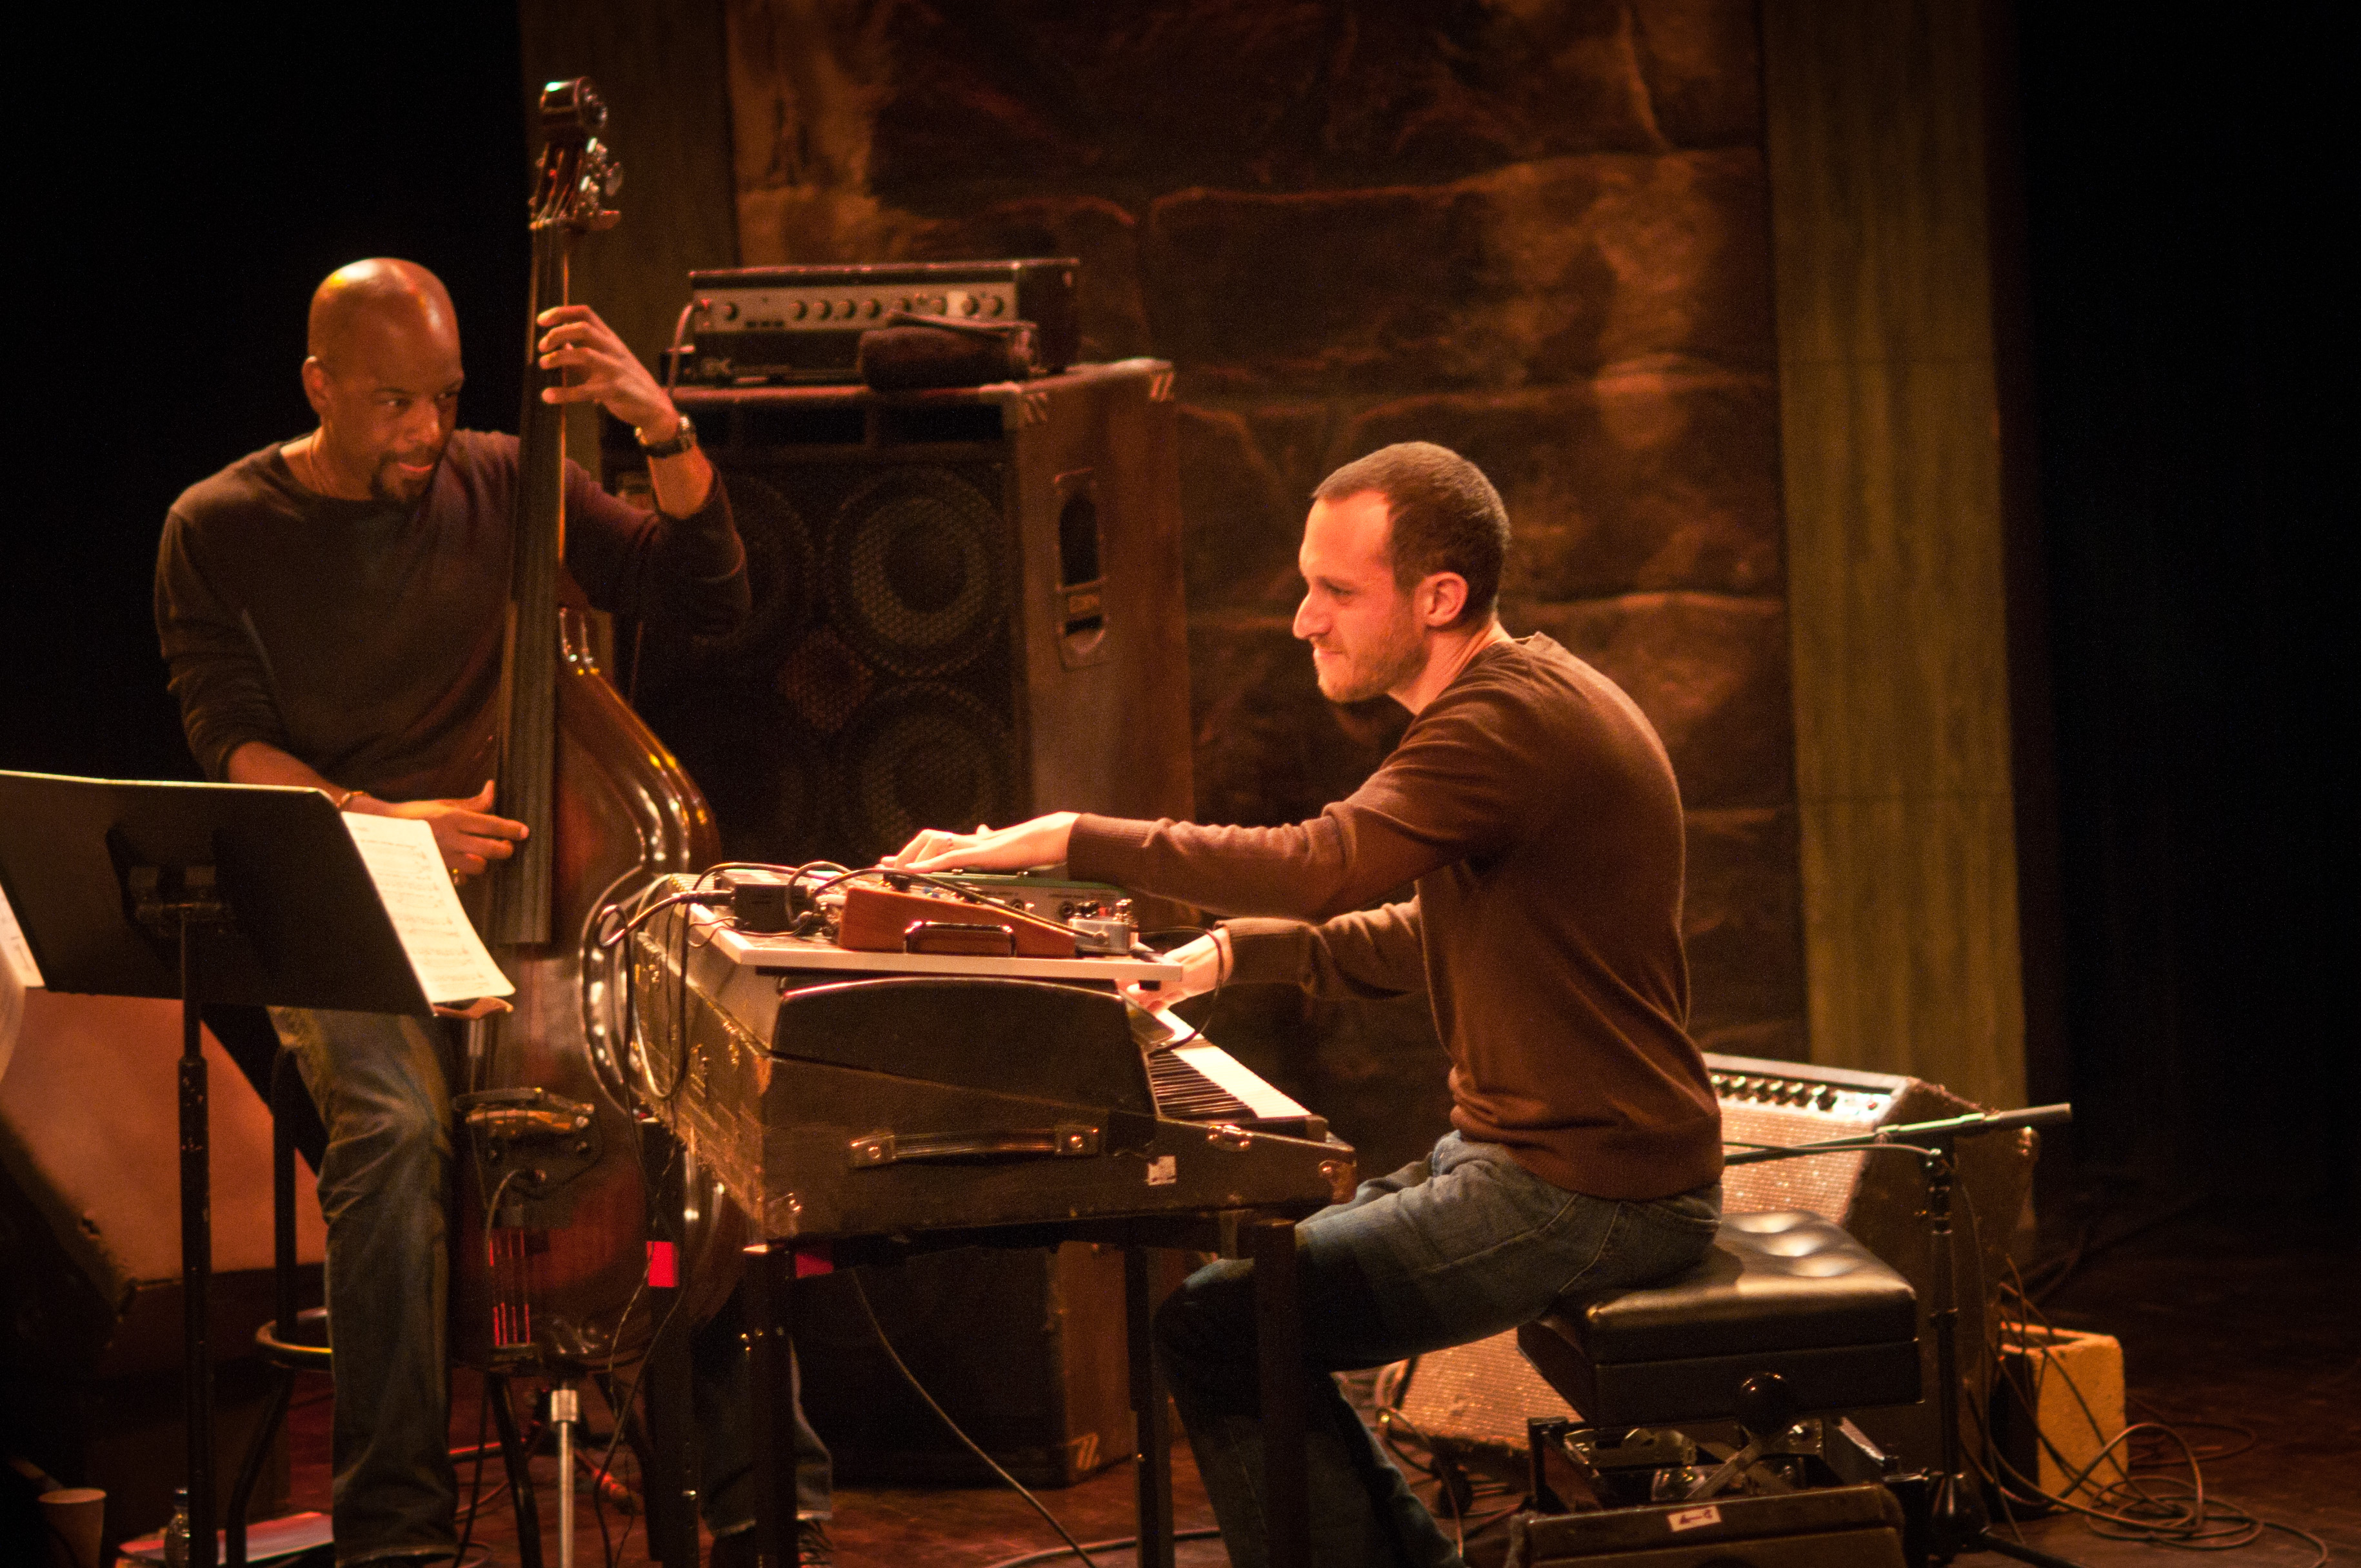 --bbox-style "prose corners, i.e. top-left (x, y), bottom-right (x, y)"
top-left (553, 1384), bottom-right (580, 1568)
top-left (492, 1373), bottom-right (546, 1568)
top-left (178, 917), bottom-right (218, 1568)
top-left (1125, 1246), bottom-right (1176, 1568)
